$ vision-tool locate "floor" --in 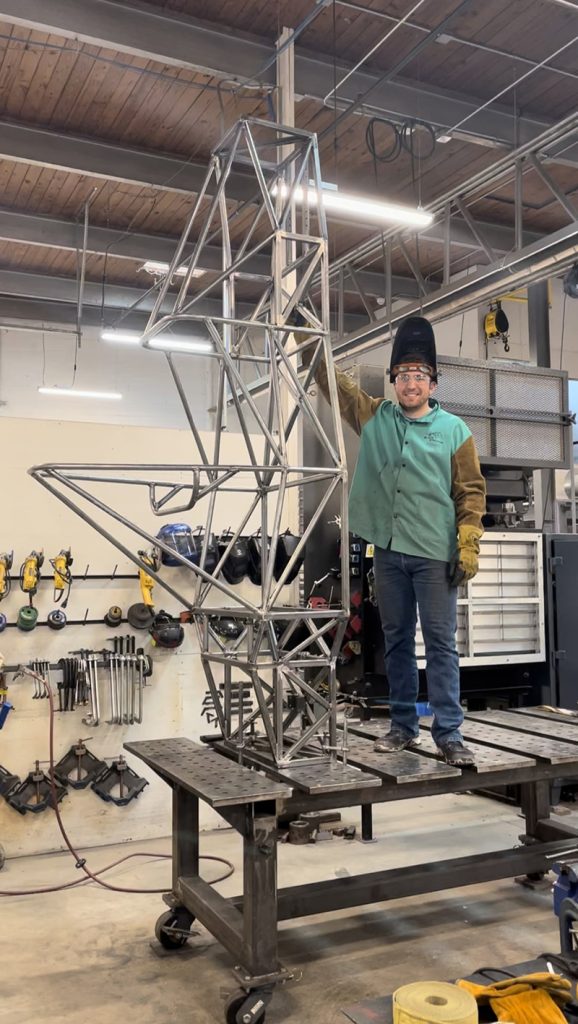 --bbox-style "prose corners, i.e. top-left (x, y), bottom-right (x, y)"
top-left (1, 792), bottom-right (572, 1024)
